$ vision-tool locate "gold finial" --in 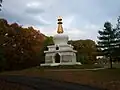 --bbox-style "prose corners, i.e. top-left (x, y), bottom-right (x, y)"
top-left (58, 16), bottom-right (62, 19)
top-left (57, 16), bottom-right (63, 34)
